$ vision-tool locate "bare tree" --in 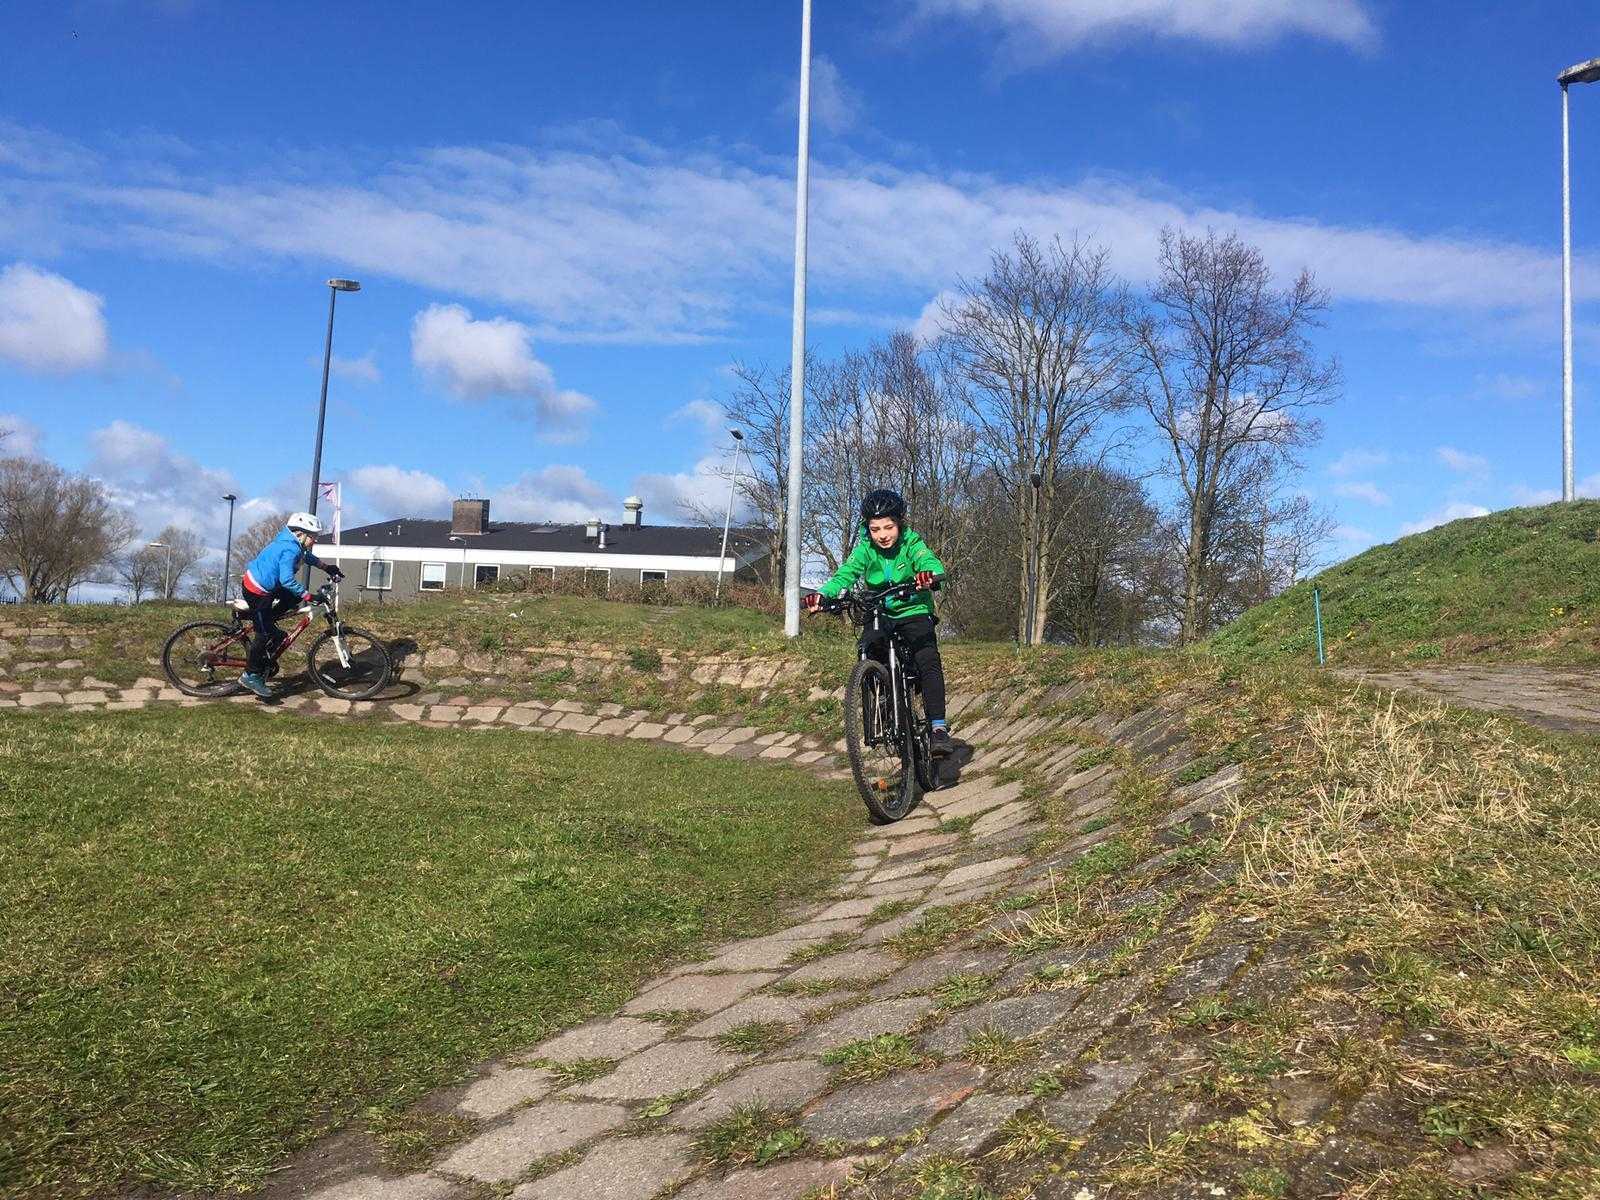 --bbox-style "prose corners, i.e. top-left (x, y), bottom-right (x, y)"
top-left (0, 457), bottom-right (137, 602)
top-left (715, 362), bottom-right (809, 593)
top-left (1127, 228), bottom-right (1340, 643)
top-left (114, 544), bottom-right (164, 603)
top-left (939, 232), bottom-right (1134, 643)
top-left (805, 348), bottom-right (883, 573)
top-left (1048, 464), bottom-right (1161, 646)
top-left (147, 525), bottom-right (206, 599)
